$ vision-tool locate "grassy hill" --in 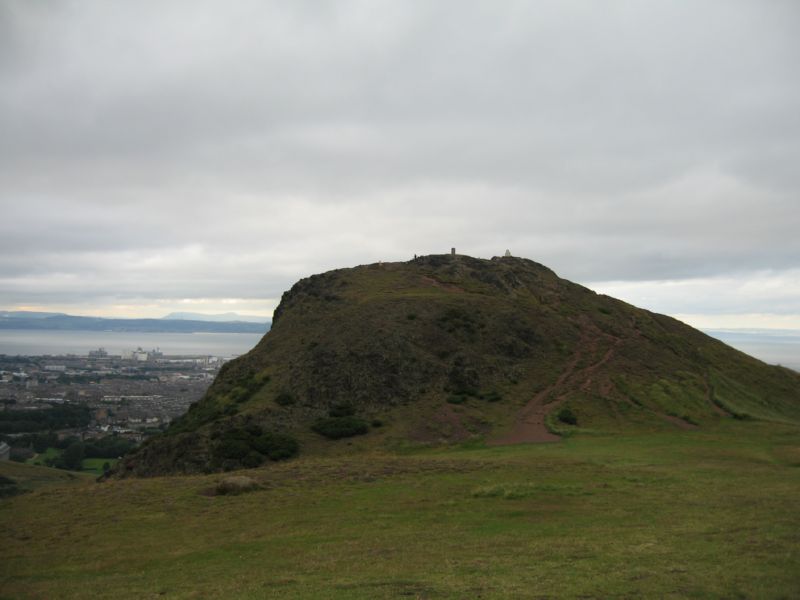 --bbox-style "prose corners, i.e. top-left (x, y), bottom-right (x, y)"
top-left (4, 254), bottom-right (800, 597)
top-left (3, 422), bottom-right (800, 598)
top-left (119, 254), bottom-right (800, 476)
top-left (0, 460), bottom-right (92, 498)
